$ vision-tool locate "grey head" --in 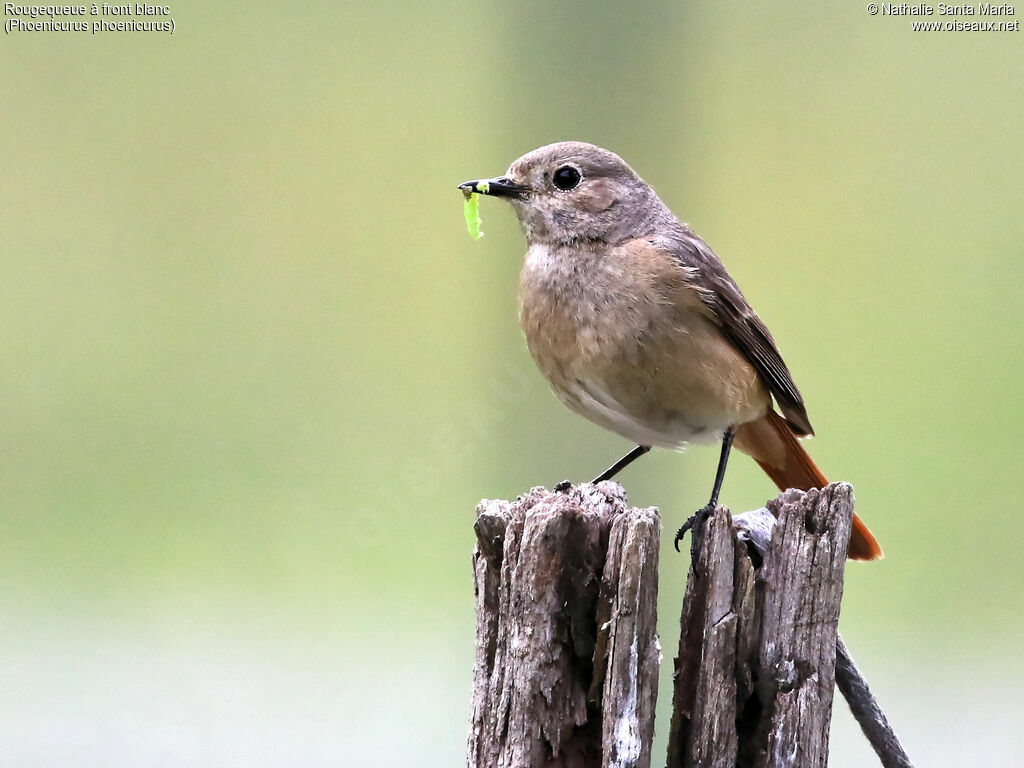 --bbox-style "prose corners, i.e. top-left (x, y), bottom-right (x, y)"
top-left (459, 141), bottom-right (677, 247)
